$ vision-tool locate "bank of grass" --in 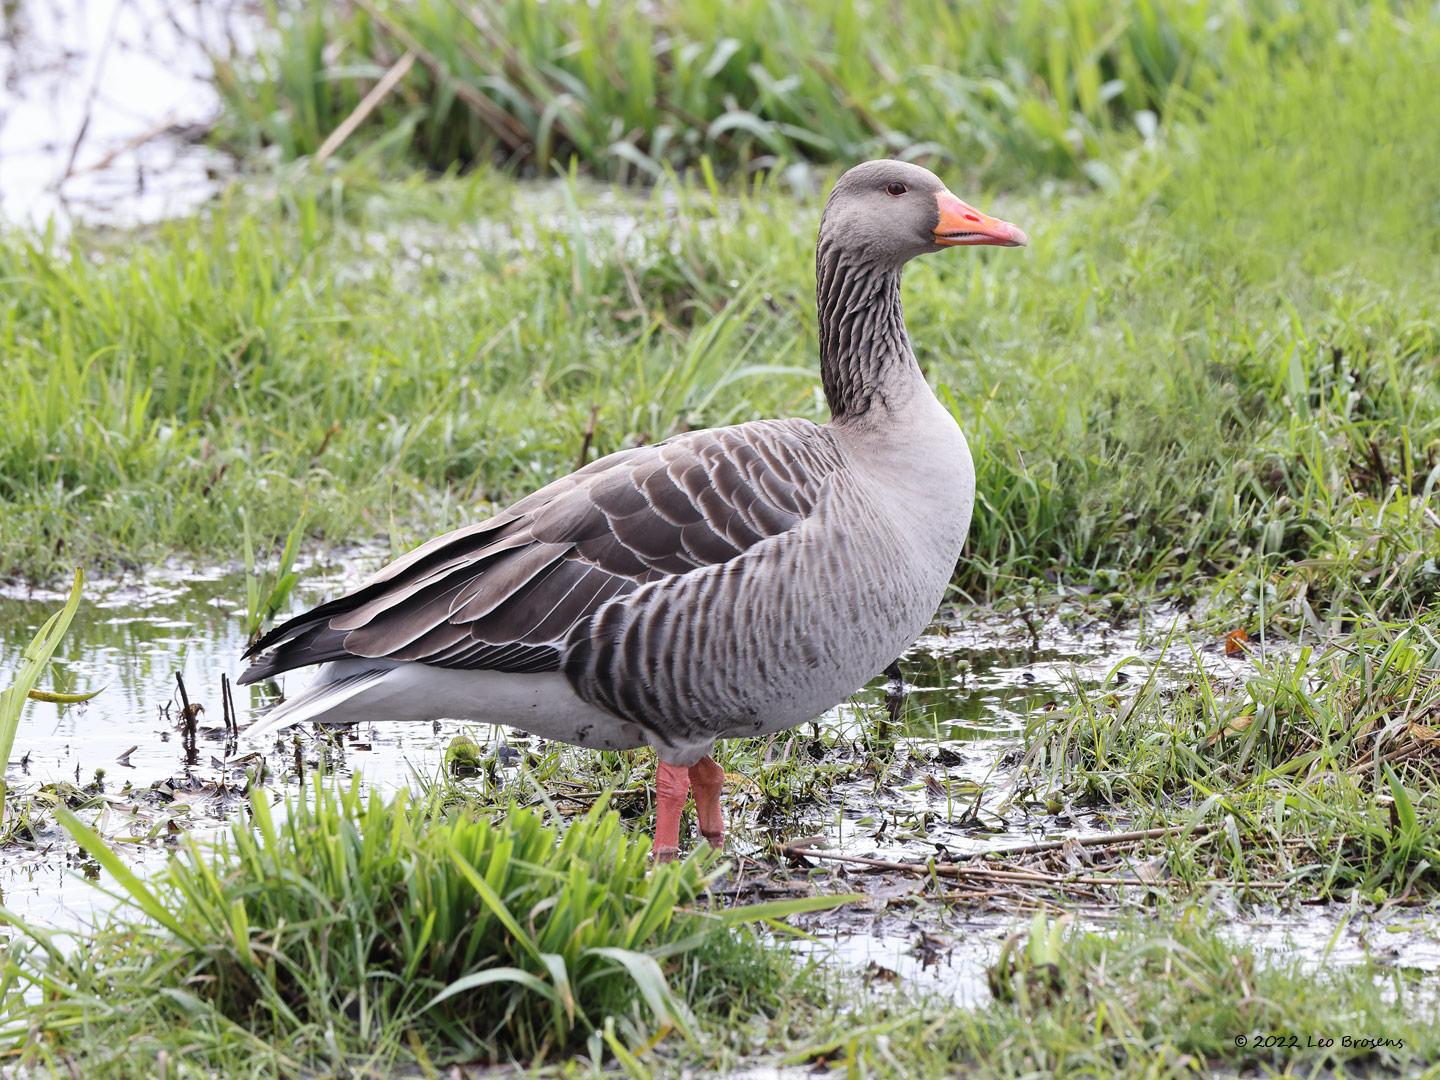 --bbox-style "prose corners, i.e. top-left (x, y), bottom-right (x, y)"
top-left (863, 910), bottom-right (1436, 1078)
top-left (3, 12), bottom-right (1438, 625)
top-left (216, 0), bottom-right (1382, 186)
top-left (6, 839), bottom-right (1432, 1078)
top-left (1019, 606), bottom-right (1440, 898)
top-left (0, 777), bottom-right (843, 1075)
